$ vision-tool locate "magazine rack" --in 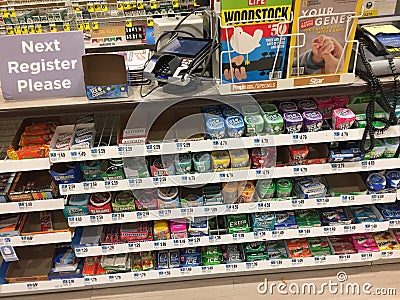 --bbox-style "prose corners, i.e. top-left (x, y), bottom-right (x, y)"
top-left (216, 9), bottom-right (363, 95)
